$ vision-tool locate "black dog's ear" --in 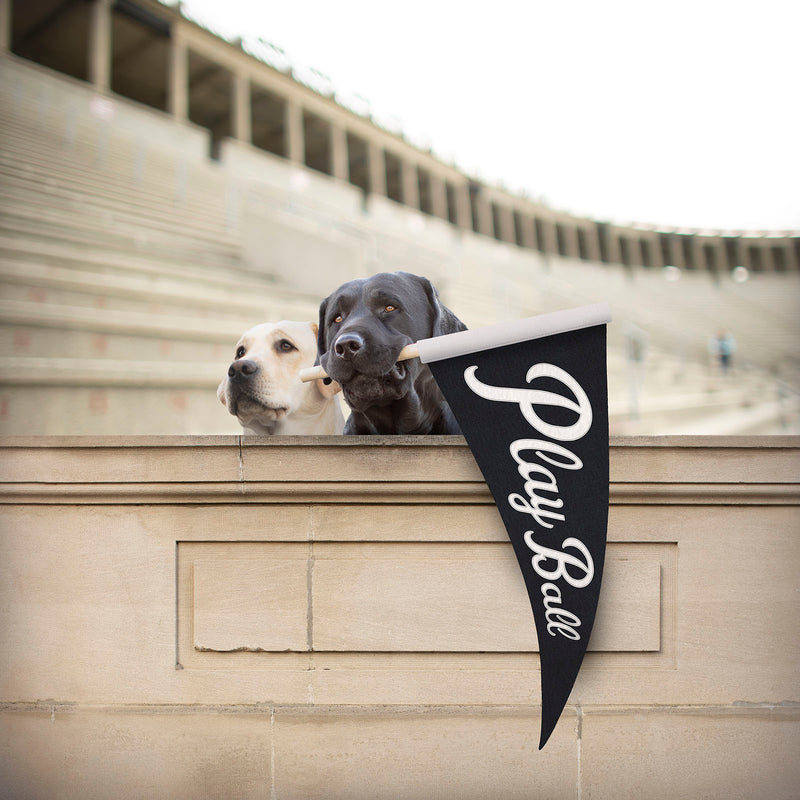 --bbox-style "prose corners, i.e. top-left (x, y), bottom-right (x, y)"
top-left (418, 276), bottom-right (468, 338)
top-left (315, 296), bottom-right (333, 384)
top-left (316, 297), bottom-right (329, 358)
